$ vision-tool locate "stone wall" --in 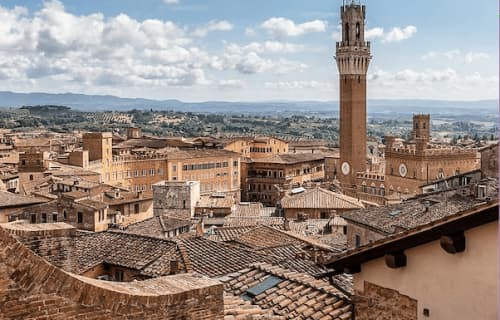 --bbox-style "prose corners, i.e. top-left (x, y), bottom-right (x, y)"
top-left (346, 222), bottom-right (385, 249)
top-left (354, 281), bottom-right (417, 320)
top-left (0, 226), bottom-right (224, 319)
